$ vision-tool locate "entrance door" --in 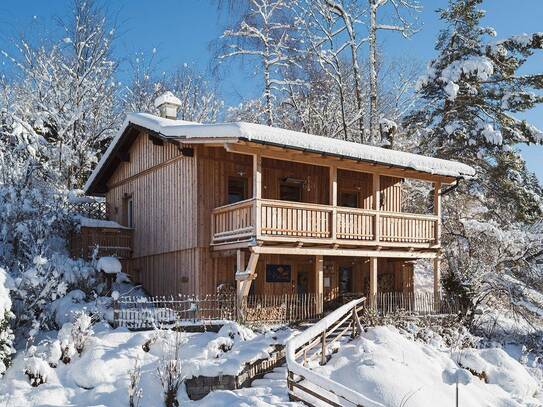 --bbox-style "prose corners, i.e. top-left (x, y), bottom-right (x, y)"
top-left (297, 271), bottom-right (309, 294)
top-left (339, 266), bottom-right (352, 294)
